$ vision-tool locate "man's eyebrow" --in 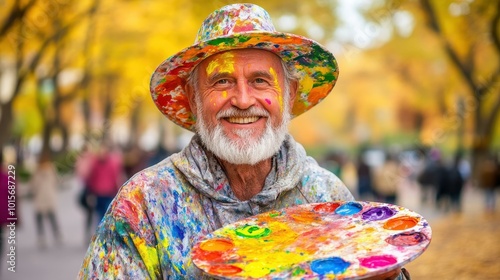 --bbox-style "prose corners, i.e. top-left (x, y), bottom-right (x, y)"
top-left (248, 70), bottom-right (274, 81)
top-left (207, 72), bottom-right (232, 84)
